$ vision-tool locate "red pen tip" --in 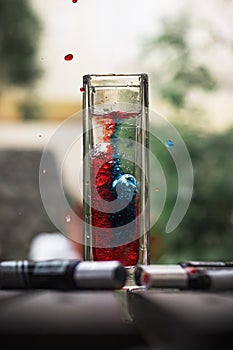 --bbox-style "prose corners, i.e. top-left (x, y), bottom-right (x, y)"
top-left (142, 272), bottom-right (151, 286)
